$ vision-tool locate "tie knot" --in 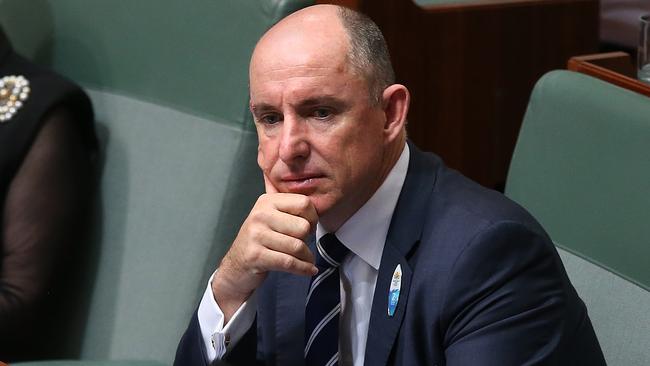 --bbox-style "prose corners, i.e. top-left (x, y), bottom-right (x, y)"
top-left (316, 233), bottom-right (349, 268)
